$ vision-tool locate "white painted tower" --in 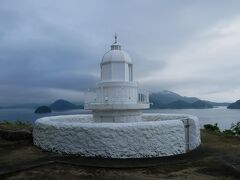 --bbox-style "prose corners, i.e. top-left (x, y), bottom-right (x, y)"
top-left (34, 35), bottom-right (201, 158)
top-left (85, 35), bottom-right (149, 122)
